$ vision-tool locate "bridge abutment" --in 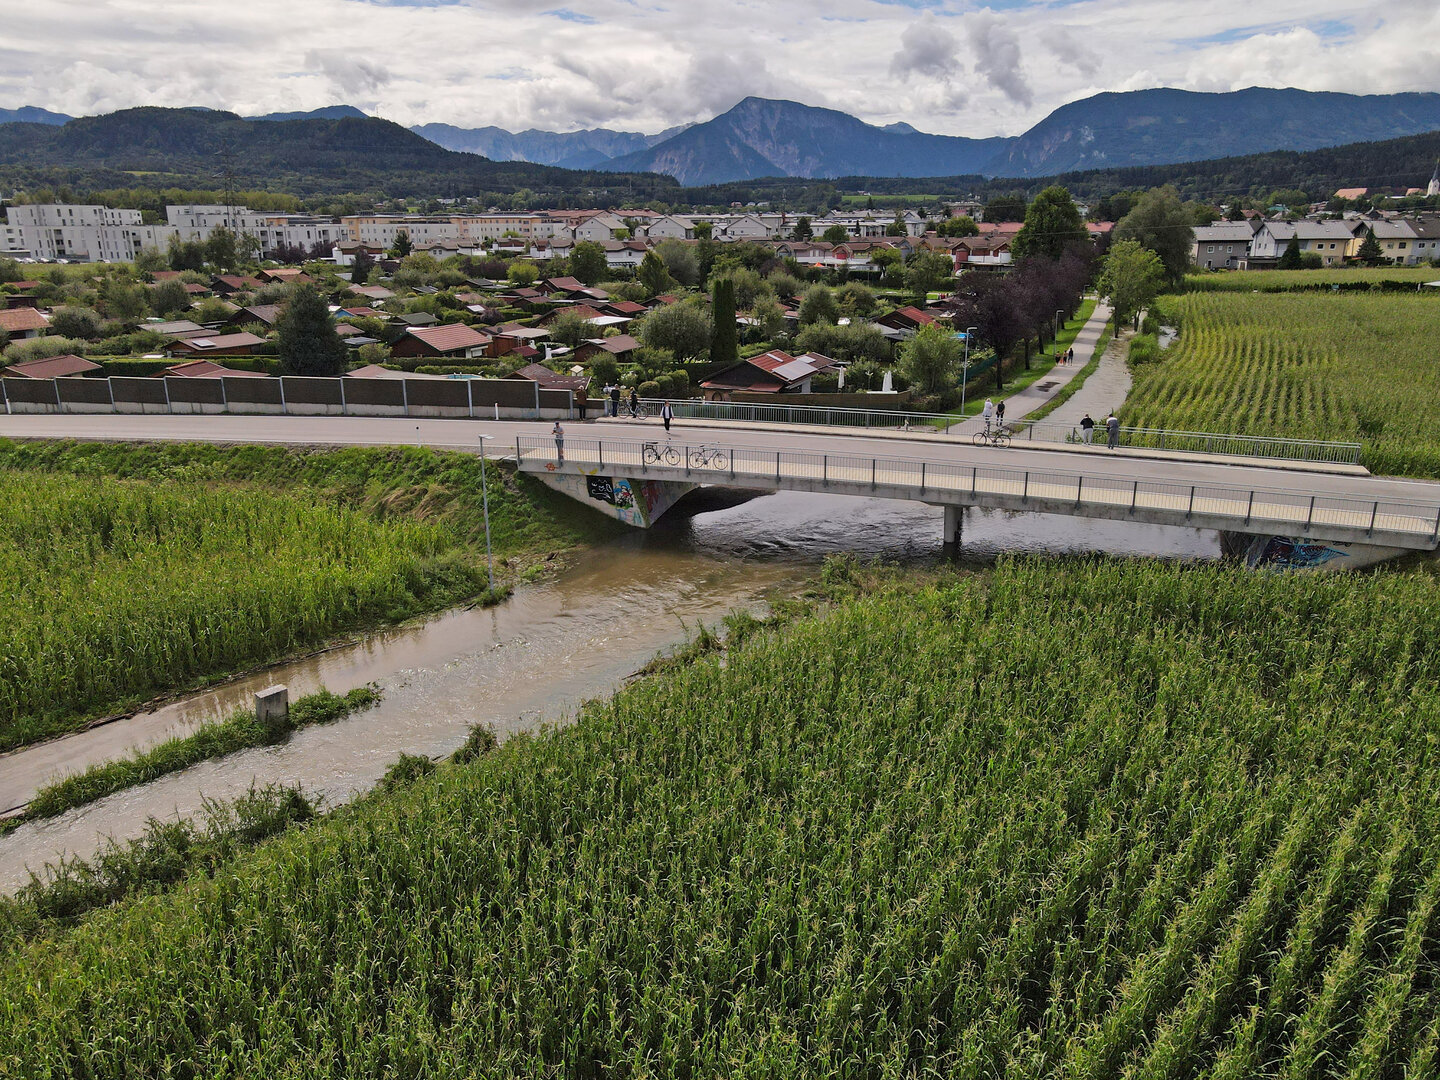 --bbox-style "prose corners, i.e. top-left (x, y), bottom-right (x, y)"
top-left (1219, 531), bottom-right (1412, 571)
top-left (532, 468), bottom-right (697, 528)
